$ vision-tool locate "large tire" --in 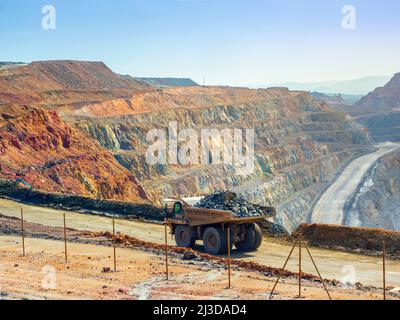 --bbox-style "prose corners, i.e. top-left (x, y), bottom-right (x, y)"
top-left (254, 223), bottom-right (263, 249)
top-left (235, 224), bottom-right (257, 252)
top-left (175, 225), bottom-right (195, 248)
top-left (203, 227), bottom-right (224, 255)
